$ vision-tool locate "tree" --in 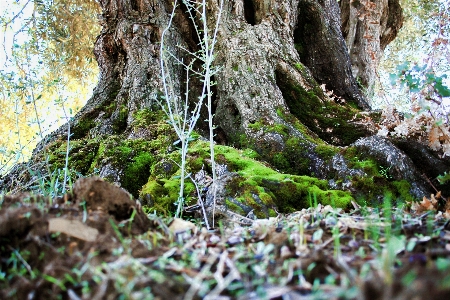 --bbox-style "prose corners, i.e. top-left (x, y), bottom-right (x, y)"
top-left (1, 0), bottom-right (449, 218)
top-left (0, 0), bottom-right (100, 173)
